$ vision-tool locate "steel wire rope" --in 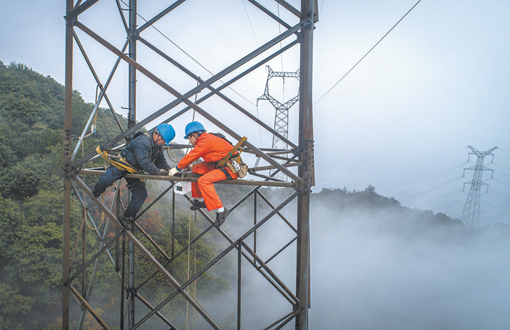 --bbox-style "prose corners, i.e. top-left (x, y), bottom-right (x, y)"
top-left (416, 185), bottom-right (465, 210)
top-left (314, 0), bottom-right (423, 105)
top-left (395, 168), bottom-right (465, 213)
top-left (494, 164), bottom-right (510, 174)
top-left (241, 0), bottom-right (265, 147)
top-left (319, 0), bottom-right (326, 13)
top-left (459, 182), bottom-right (507, 221)
top-left (432, 198), bottom-right (465, 217)
top-left (479, 198), bottom-right (507, 214)
top-left (487, 197), bottom-right (510, 216)
top-left (416, 178), bottom-right (465, 201)
top-left (393, 161), bottom-right (466, 197)
top-left (493, 169), bottom-right (510, 180)
top-left (165, 147), bottom-right (181, 163)
top-left (120, 0), bottom-right (256, 107)
top-left (493, 161), bottom-right (510, 173)
top-left (77, 136), bottom-right (105, 230)
top-left (494, 147), bottom-right (510, 155)
top-left (483, 184), bottom-right (510, 200)
top-left (437, 195), bottom-right (465, 207)
top-left (165, 78), bottom-right (201, 163)
top-left (183, 199), bottom-right (199, 329)
top-left (277, 4), bottom-right (284, 72)
top-left (400, 186), bottom-right (463, 216)
top-left (241, 0), bottom-right (259, 46)
top-left (85, 85), bottom-right (101, 137)
top-left (184, 82), bottom-right (200, 330)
